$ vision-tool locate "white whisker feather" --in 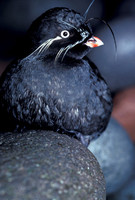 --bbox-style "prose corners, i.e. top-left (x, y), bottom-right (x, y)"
top-left (55, 48), bottom-right (66, 62)
top-left (59, 19), bottom-right (78, 31)
top-left (55, 37), bottom-right (86, 62)
top-left (27, 36), bottom-right (62, 58)
top-left (61, 37), bottom-right (85, 61)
